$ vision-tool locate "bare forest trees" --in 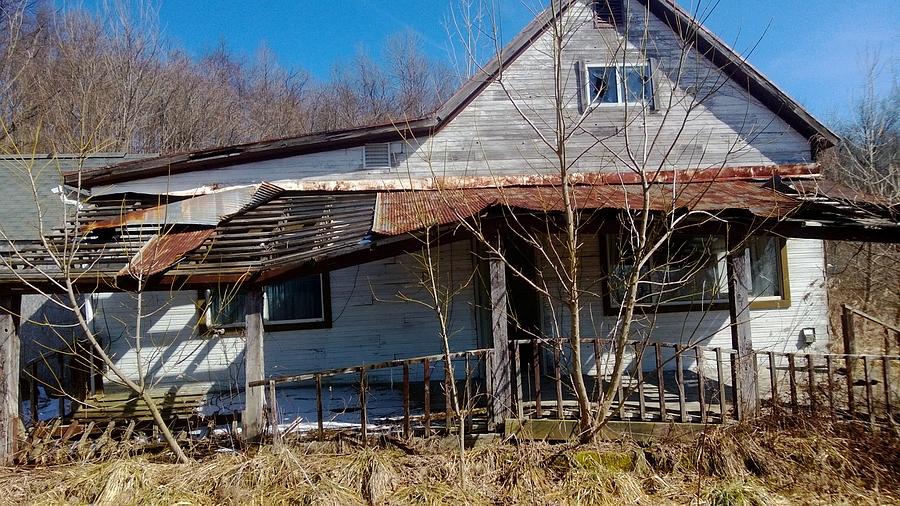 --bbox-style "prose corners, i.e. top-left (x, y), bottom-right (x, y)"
top-left (825, 57), bottom-right (899, 345)
top-left (0, 2), bottom-right (454, 154)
